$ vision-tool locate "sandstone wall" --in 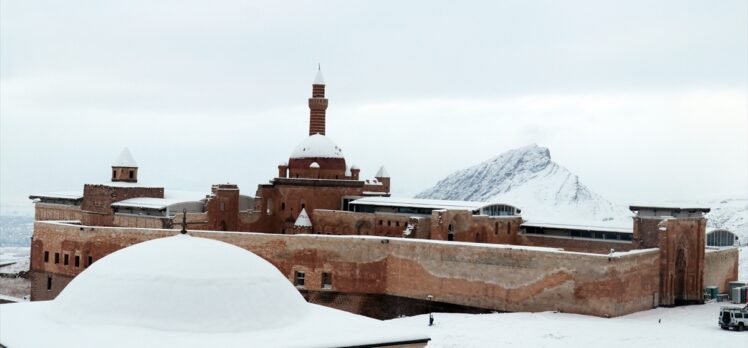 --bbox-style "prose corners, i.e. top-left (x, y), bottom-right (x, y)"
top-left (35, 203), bottom-right (82, 221)
top-left (113, 214), bottom-right (170, 229)
top-left (704, 247), bottom-right (739, 293)
top-left (517, 234), bottom-right (637, 254)
top-left (31, 221), bottom-right (661, 317)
